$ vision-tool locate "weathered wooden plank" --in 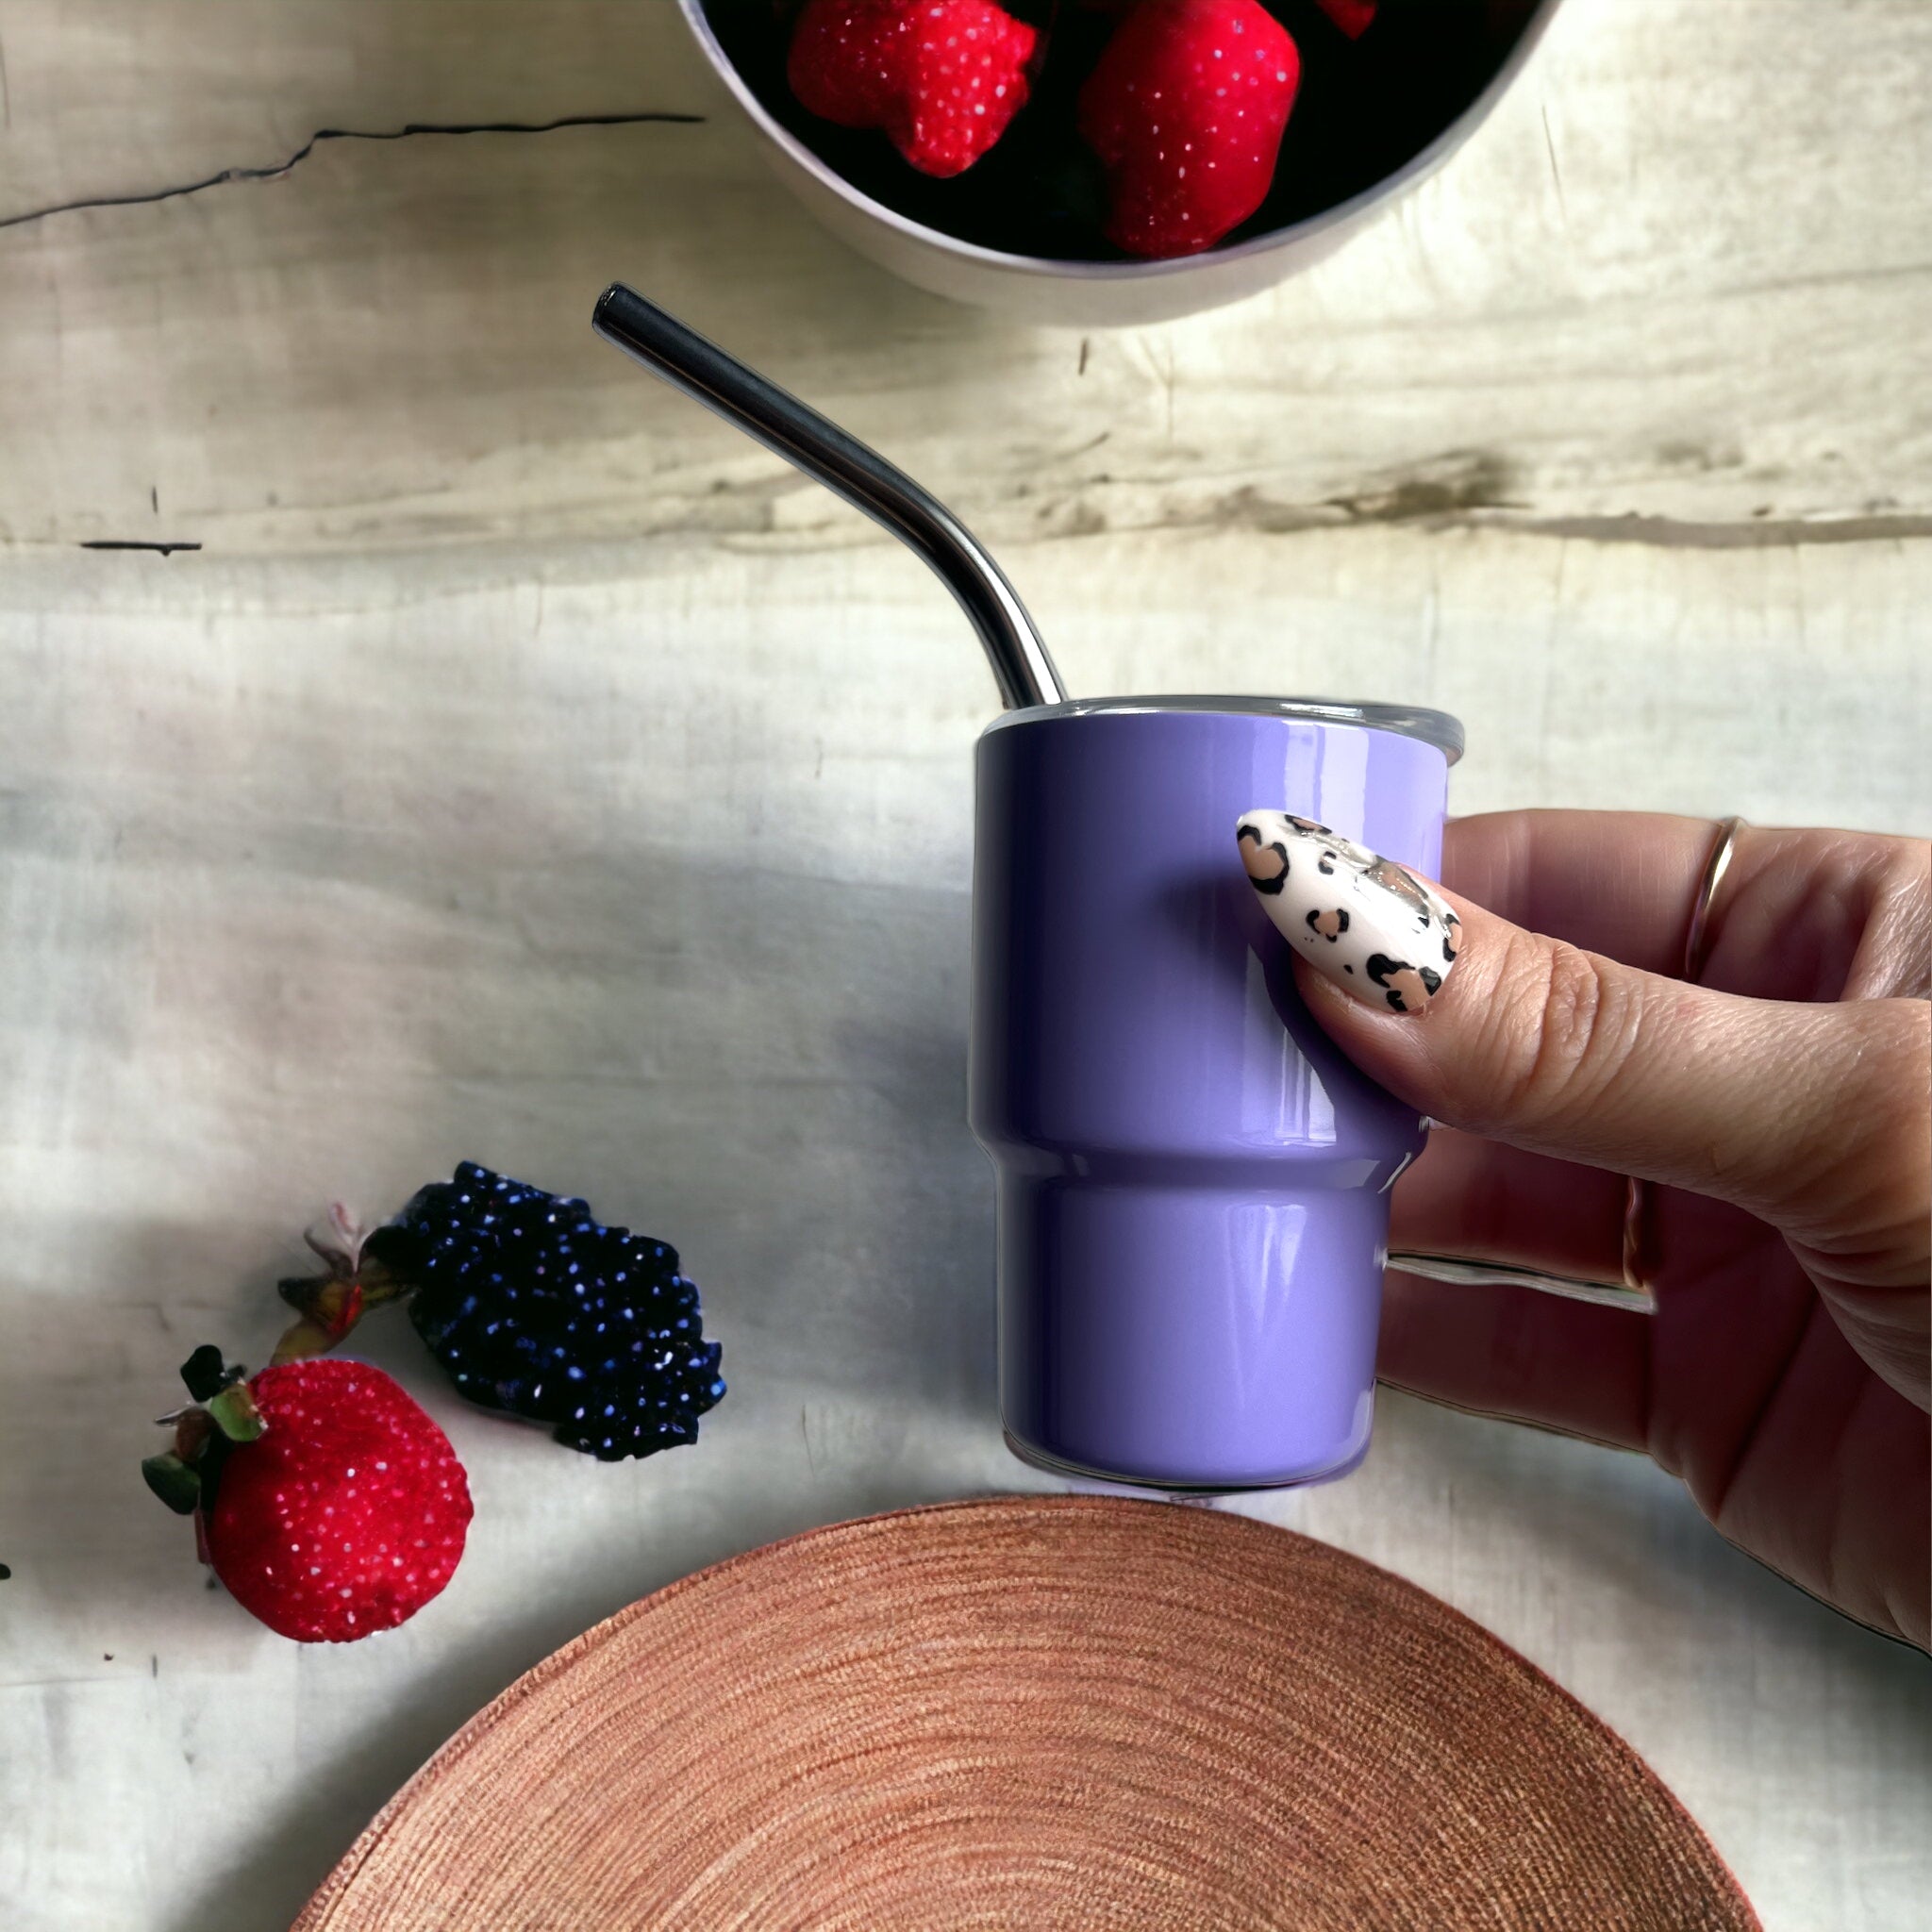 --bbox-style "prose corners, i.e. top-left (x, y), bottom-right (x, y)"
top-left (1, 0), bottom-right (1928, 559)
